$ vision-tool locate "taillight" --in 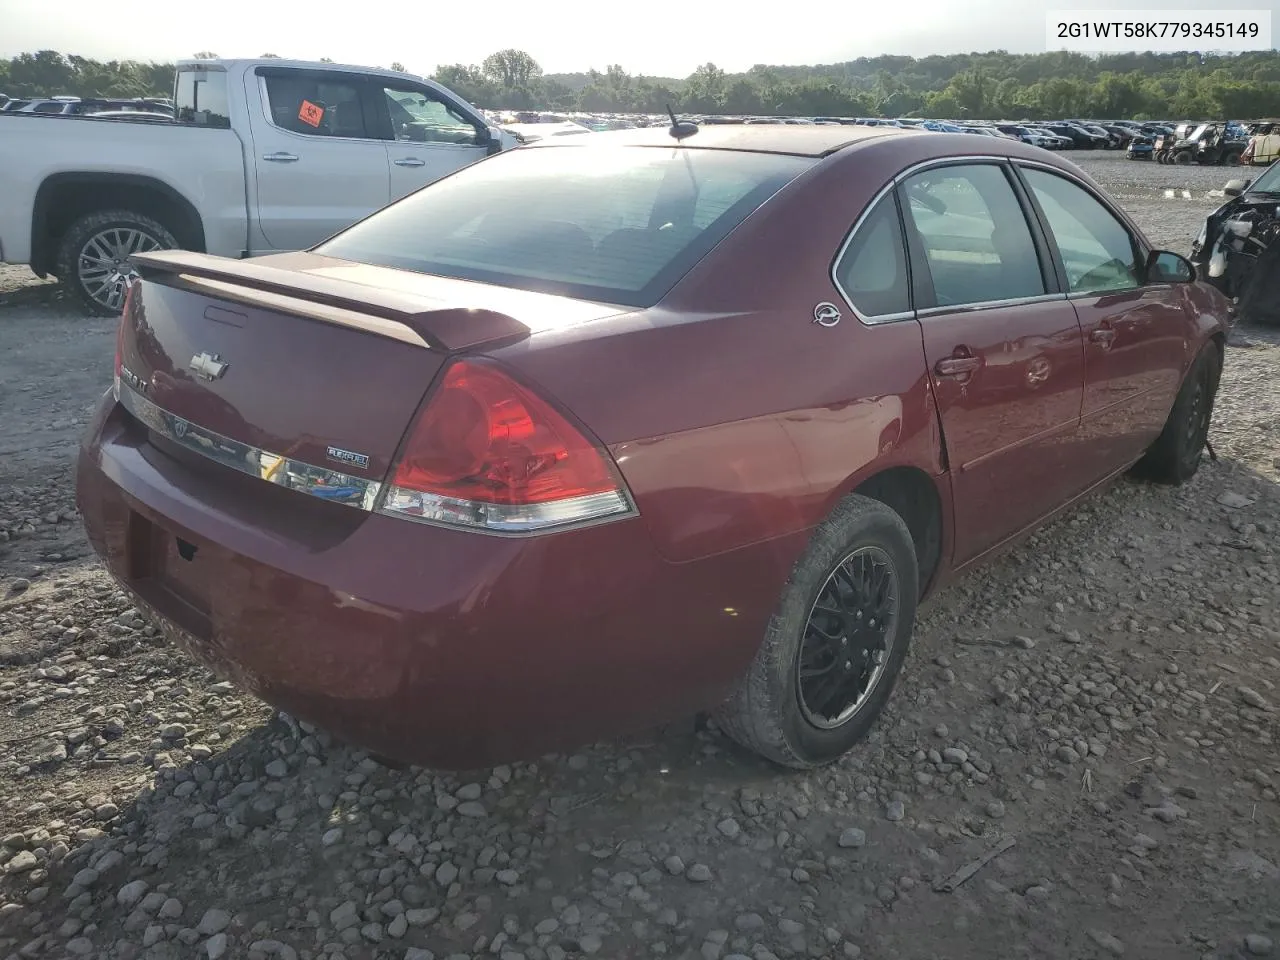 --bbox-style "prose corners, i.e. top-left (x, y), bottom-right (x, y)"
top-left (113, 283), bottom-right (136, 399)
top-left (379, 358), bottom-right (633, 533)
